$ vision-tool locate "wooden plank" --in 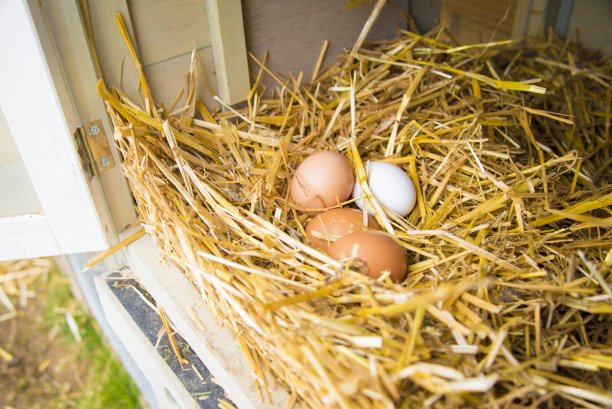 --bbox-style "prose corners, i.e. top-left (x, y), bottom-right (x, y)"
top-left (129, 0), bottom-right (211, 66)
top-left (567, 0), bottom-right (612, 54)
top-left (512, 0), bottom-right (532, 39)
top-left (241, 0), bottom-right (408, 96)
top-left (122, 229), bottom-right (290, 409)
top-left (0, 163), bottom-right (42, 217)
top-left (206, 0), bottom-right (250, 105)
top-left (80, 0), bottom-right (221, 111)
top-left (43, 0), bottom-right (137, 234)
top-left (0, 0), bottom-right (110, 255)
top-left (0, 215), bottom-right (59, 261)
top-left (525, 0), bottom-right (548, 37)
top-left (143, 47), bottom-right (219, 113)
top-left (94, 272), bottom-right (200, 409)
top-left (440, 0), bottom-right (516, 44)
top-left (87, 0), bottom-right (142, 104)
